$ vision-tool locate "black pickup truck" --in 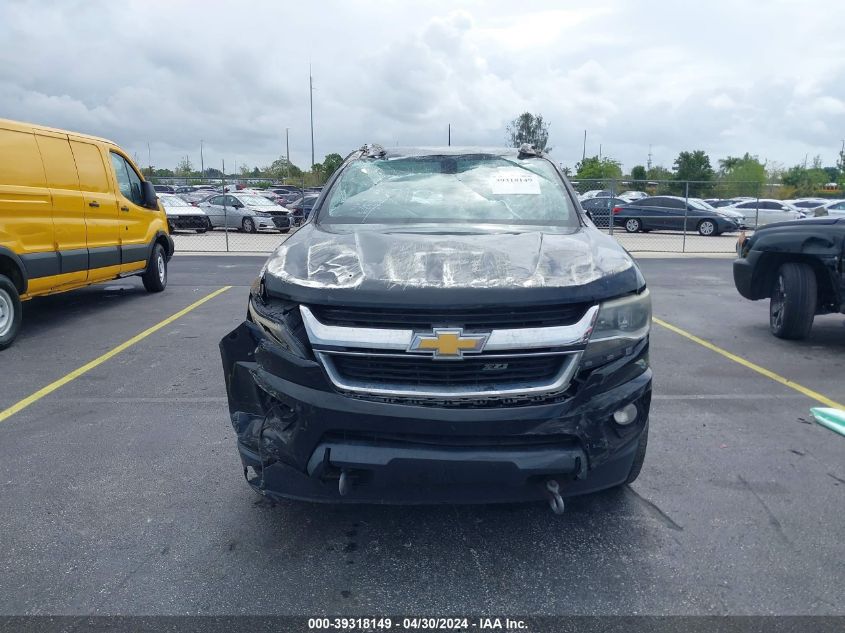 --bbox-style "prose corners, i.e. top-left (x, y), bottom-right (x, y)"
top-left (734, 218), bottom-right (845, 339)
top-left (220, 145), bottom-right (652, 512)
